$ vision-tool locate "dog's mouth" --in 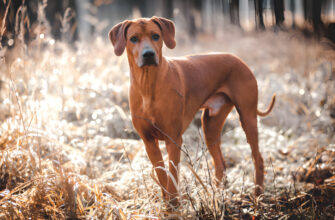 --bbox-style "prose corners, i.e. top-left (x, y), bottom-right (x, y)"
top-left (141, 58), bottom-right (158, 67)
